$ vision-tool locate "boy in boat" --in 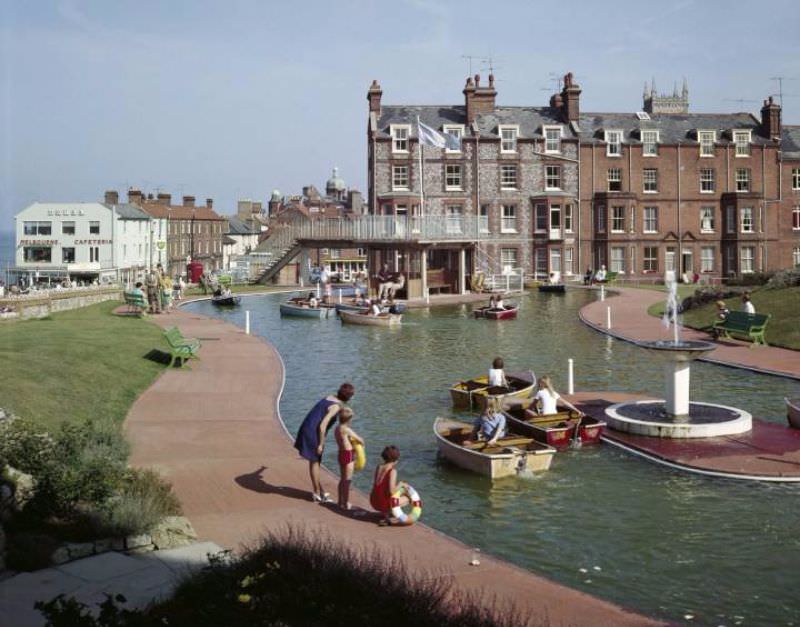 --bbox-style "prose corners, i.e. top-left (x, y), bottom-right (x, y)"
top-left (533, 375), bottom-right (583, 416)
top-left (489, 357), bottom-right (509, 388)
top-left (370, 445), bottom-right (409, 526)
top-left (471, 397), bottom-right (507, 446)
top-left (334, 407), bottom-right (364, 511)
